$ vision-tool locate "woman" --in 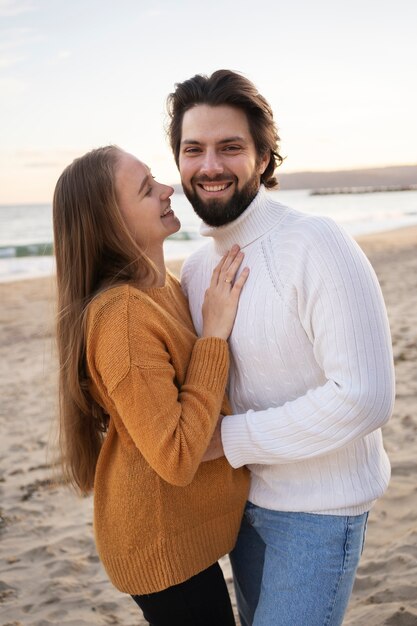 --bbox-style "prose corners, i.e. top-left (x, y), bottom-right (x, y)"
top-left (53, 145), bottom-right (250, 625)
